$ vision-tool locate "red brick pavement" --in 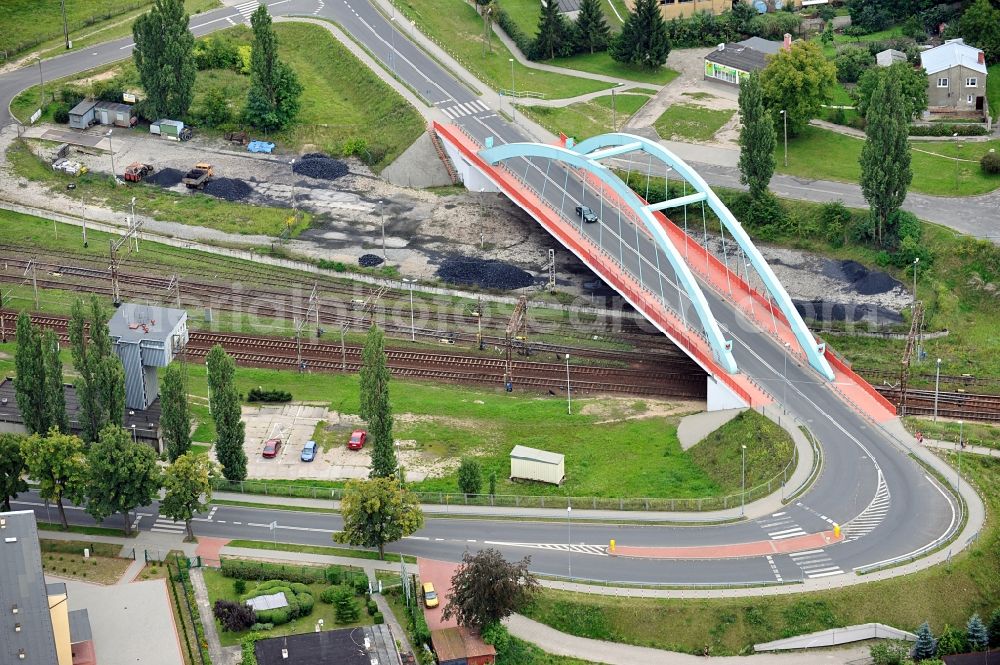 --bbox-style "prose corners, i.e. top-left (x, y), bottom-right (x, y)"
top-left (417, 558), bottom-right (460, 631)
top-left (195, 537), bottom-right (230, 566)
top-left (612, 530), bottom-right (841, 560)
